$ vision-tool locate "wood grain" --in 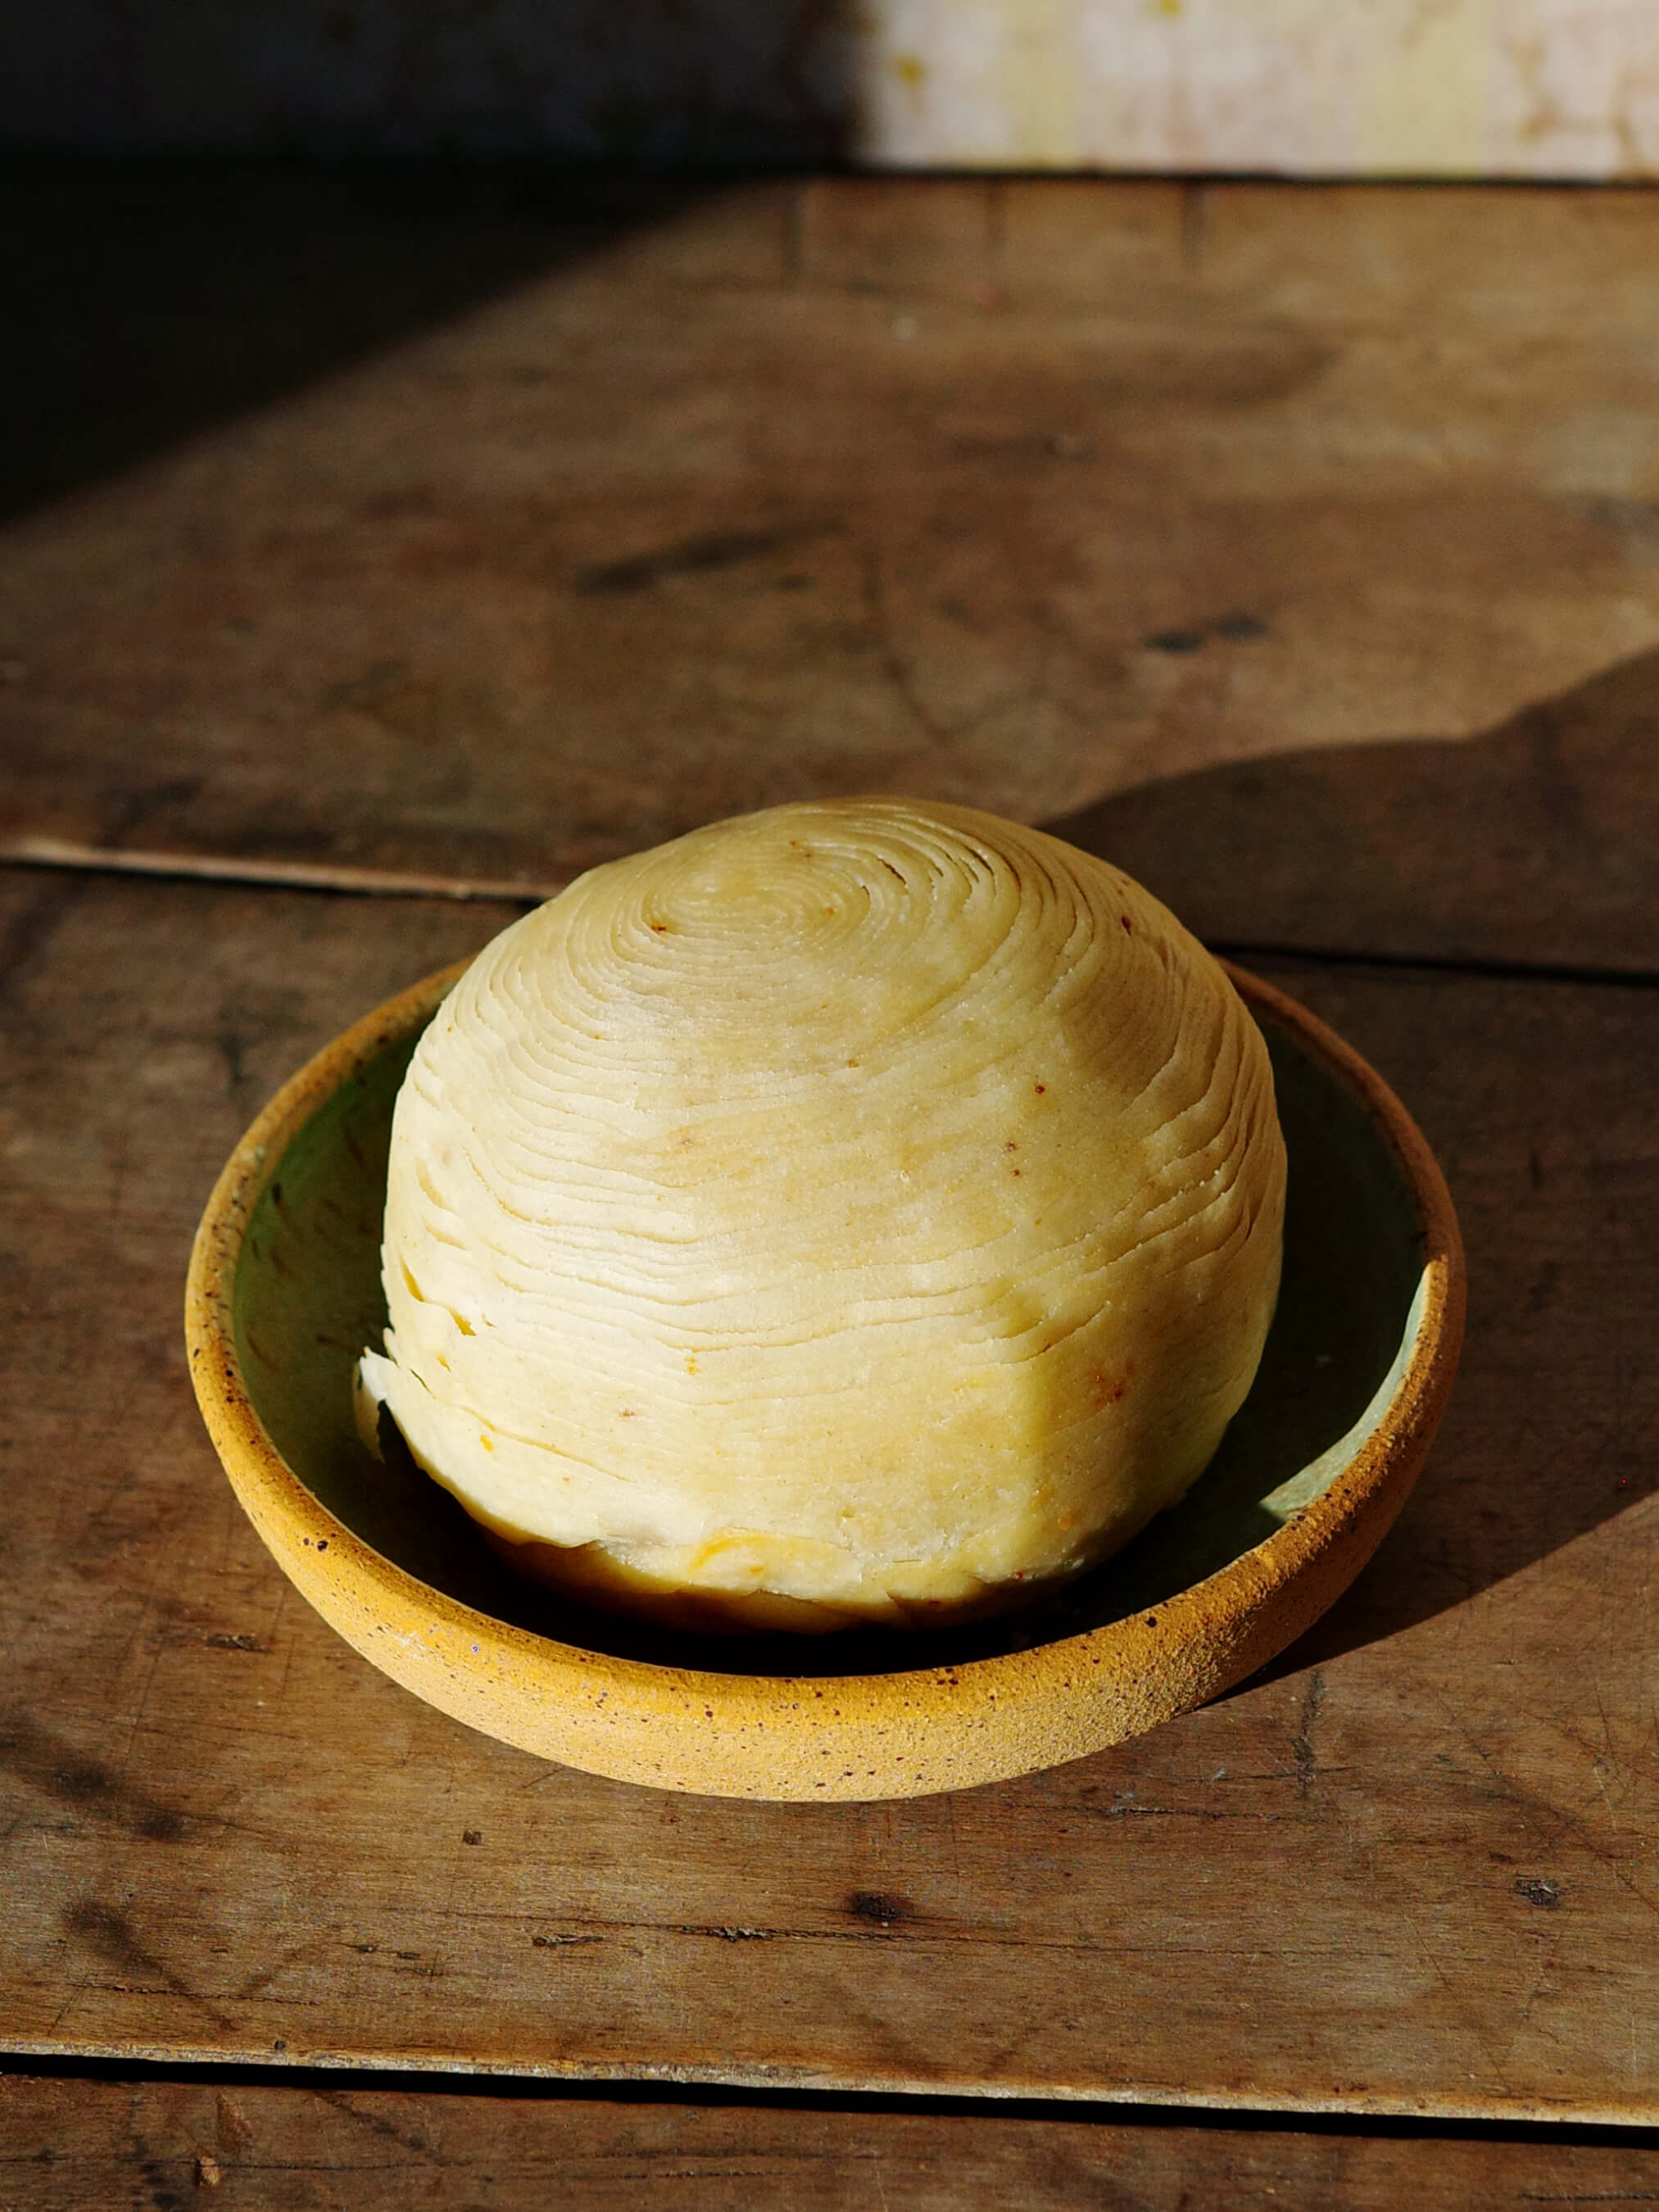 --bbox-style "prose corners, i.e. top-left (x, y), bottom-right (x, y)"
top-left (4, 2075), bottom-right (1657, 2212)
top-left (2, 870), bottom-right (1655, 2118)
top-left (6, 172), bottom-right (1659, 925)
